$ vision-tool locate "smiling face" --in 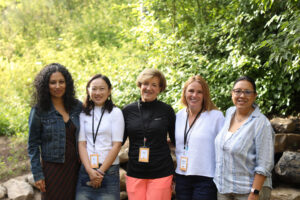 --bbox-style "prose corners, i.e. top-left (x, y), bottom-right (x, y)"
top-left (88, 78), bottom-right (111, 107)
top-left (185, 81), bottom-right (204, 112)
top-left (140, 76), bottom-right (161, 102)
top-left (232, 80), bottom-right (257, 111)
top-left (49, 72), bottom-right (66, 99)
